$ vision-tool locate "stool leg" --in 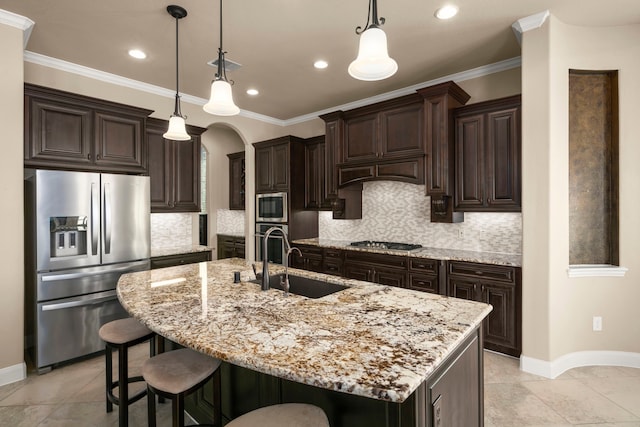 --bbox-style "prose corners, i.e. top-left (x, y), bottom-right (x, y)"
top-left (173, 394), bottom-right (184, 427)
top-left (105, 344), bottom-right (113, 413)
top-left (152, 335), bottom-right (165, 405)
top-left (118, 344), bottom-right (128, 427)
top-left (147, 385), bottom-right (157, 427)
